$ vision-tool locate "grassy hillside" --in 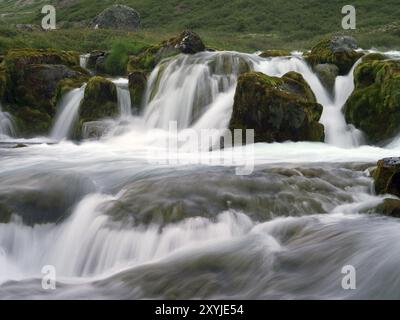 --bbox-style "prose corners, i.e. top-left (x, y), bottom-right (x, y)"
top-left (0, 0), bottom-right (399, 53)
